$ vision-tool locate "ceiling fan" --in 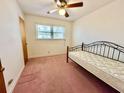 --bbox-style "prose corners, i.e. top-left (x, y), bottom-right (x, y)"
top-left (47, 0), bottom-right (83, 17)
